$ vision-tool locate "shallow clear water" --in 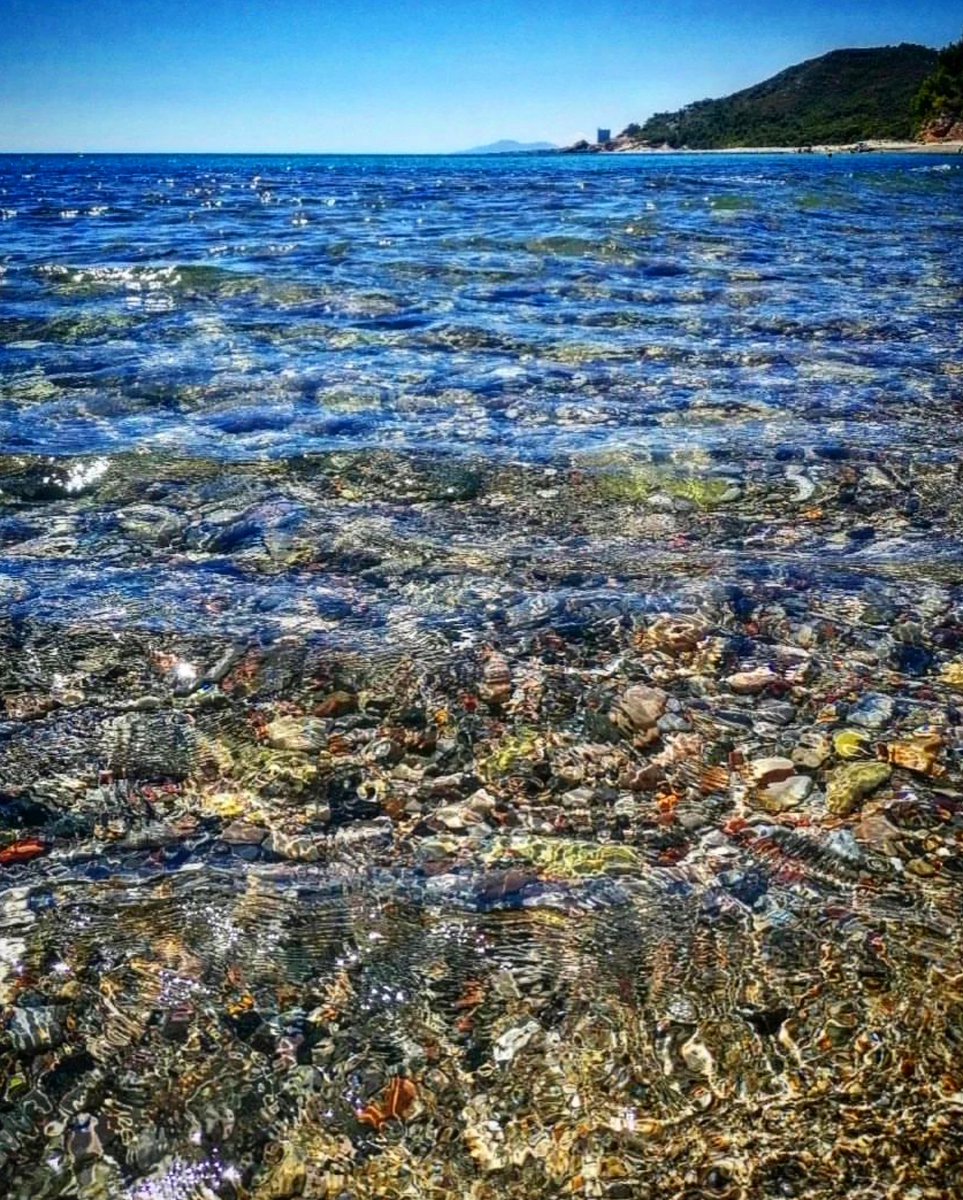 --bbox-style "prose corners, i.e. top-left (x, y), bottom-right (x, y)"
top-left (1, 153), bottom-right (963, 1198)
top-left (2, 154), bottom-right (961, 464)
